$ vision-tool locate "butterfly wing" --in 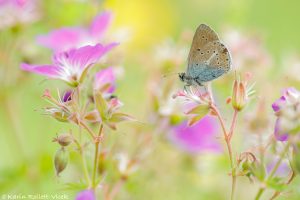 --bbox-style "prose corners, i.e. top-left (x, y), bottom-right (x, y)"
top-left (187, 24), bottom-right (231, 82)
